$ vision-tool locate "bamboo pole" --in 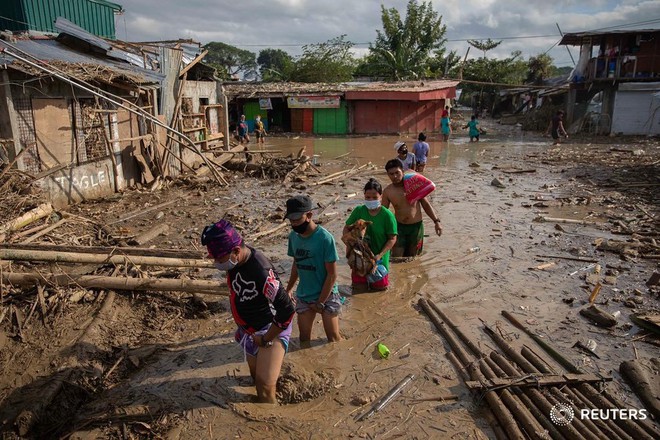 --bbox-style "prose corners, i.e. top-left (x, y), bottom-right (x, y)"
top-left (0, 243), bottom-right (201, 259)
top-left (489, 352), bottom-right (590, 440)
top-left (566, 387), bottom-right (630, 440)
top-left (484, 356), bottom-right (567, 440)
top-left (427, 301), bottom-right (555, 439)
top-left (503, 310), bottom-right (659, 439)
top-left (485, 327), bottom-right (640, 440)
top-left (2, 272), bottom-right (227, 295)
top-left (0, 248), bottom-right (213, 268)
top-left (418, 299), bottom-right (526, 440)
